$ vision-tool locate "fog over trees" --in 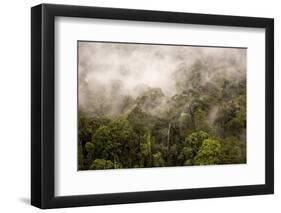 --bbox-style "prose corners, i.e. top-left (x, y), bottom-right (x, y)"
top-left (78, 41), bottom-right (246, 170)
